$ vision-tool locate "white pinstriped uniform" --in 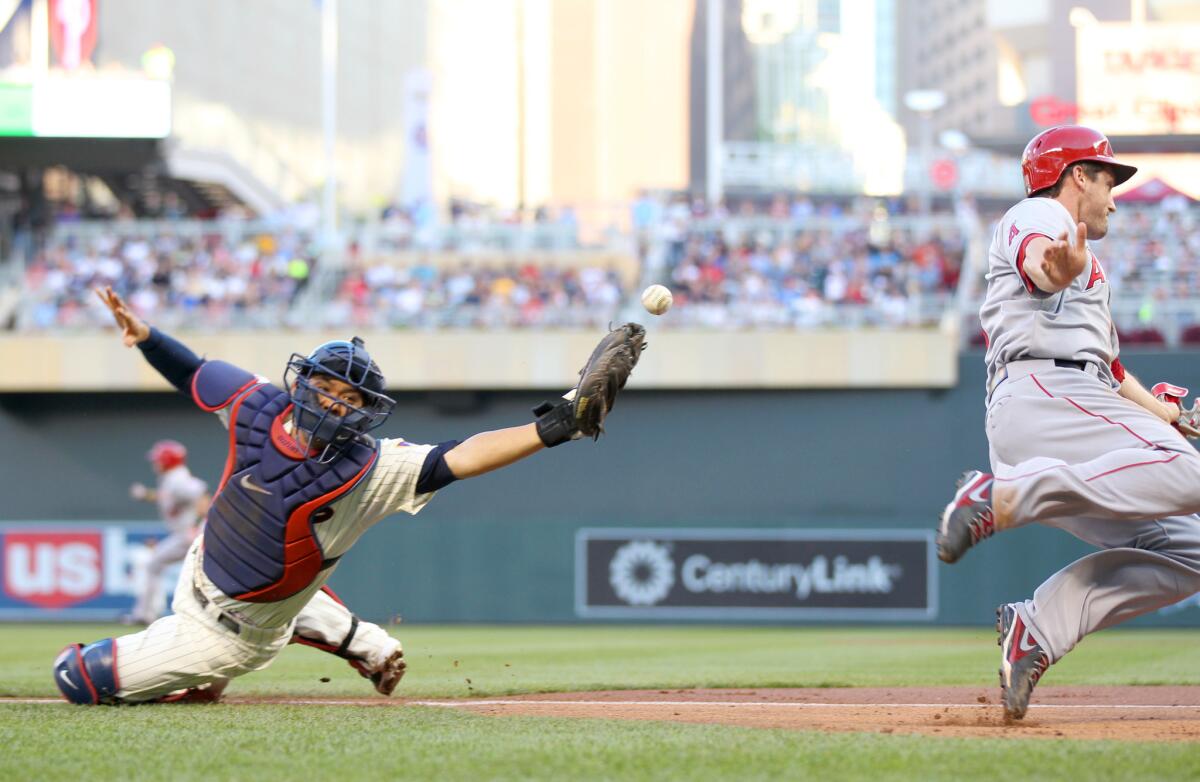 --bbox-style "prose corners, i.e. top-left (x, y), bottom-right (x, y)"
top-left (978, 197), bottom-right (1200, 662)
top-left (113, 434), bottom-right (436, 702)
